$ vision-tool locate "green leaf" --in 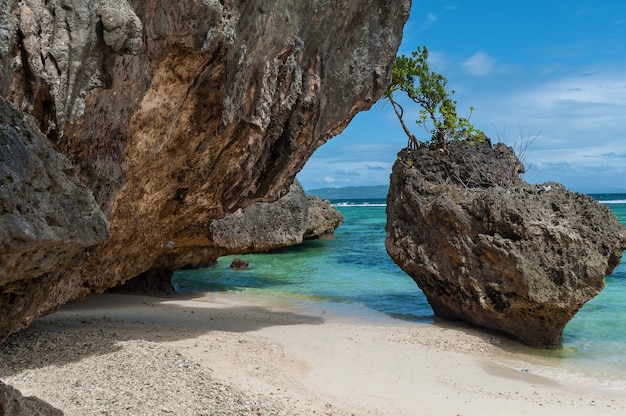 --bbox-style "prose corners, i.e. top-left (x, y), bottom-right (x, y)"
top-left (385, 45), bottom-right (481, 148)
